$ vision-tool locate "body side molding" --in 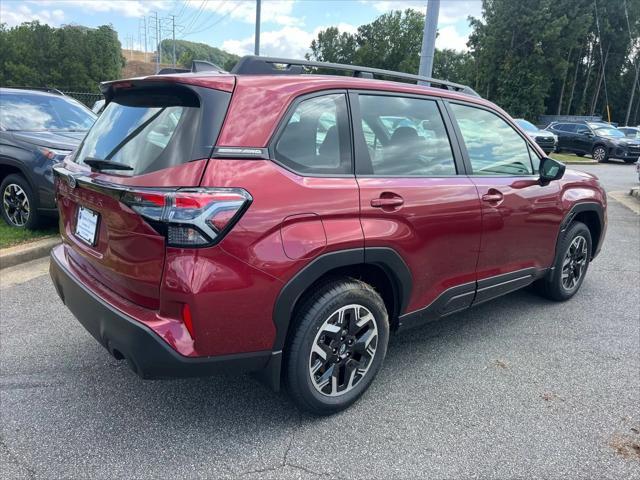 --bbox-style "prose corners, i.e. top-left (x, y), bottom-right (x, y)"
top-left (398, 267), bottom-right (547, 330)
